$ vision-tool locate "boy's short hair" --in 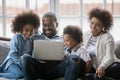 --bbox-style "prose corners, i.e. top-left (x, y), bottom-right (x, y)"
top-left (63, 25), bottom-right (83, 43)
